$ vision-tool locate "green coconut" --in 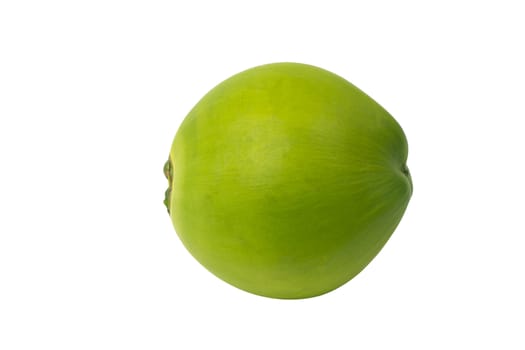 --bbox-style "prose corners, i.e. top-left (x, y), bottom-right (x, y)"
top-left (164, 62), bottom-right (412, 299)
